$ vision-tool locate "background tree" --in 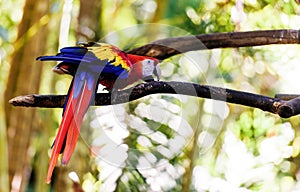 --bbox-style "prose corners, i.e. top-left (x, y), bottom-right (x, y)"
top-left (3, 0), bottom-right (50, 191)
top-left (2, 0), bottom-right (300, 192)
